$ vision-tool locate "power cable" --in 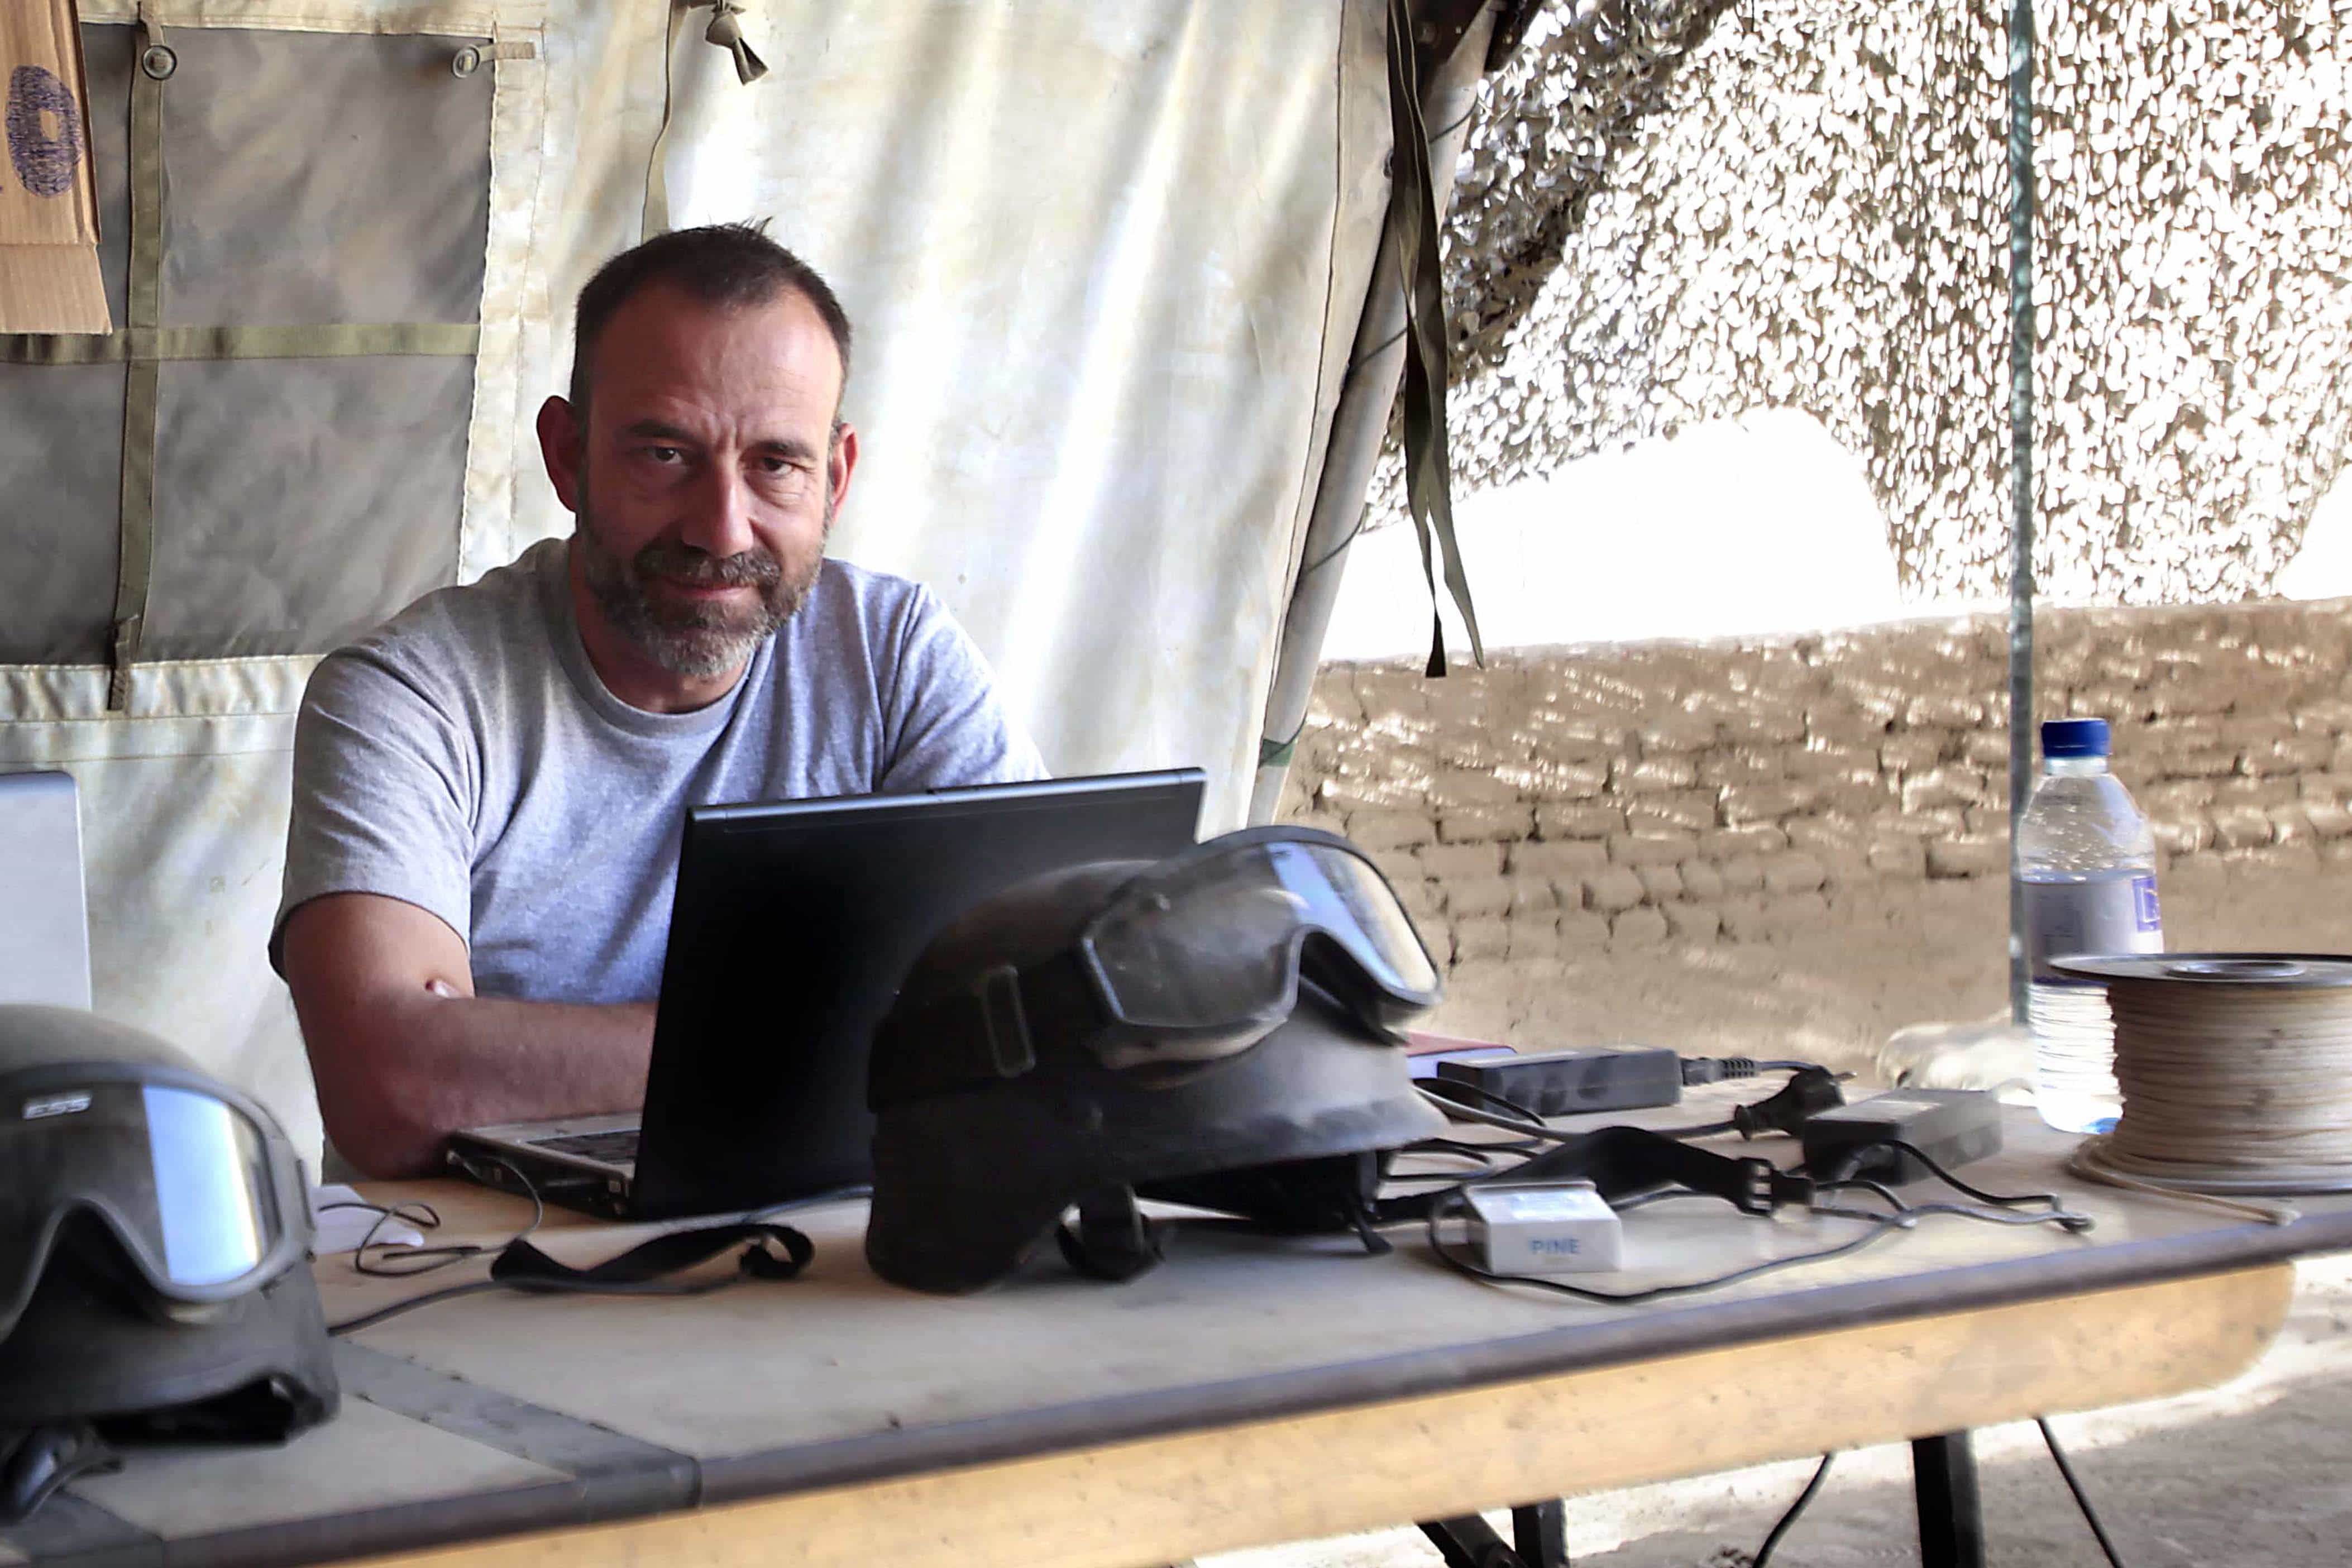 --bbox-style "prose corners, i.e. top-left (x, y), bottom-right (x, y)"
top-left (1751, 1452), bottom-right (1835, 1568)
top-left (324, 1159), bottom-right (819, 1336)
top-left (1415, 1080), bottom-right (1581, 1141)
top-left (2038, 1417), bottom-right (2129, 1568)
top-left (1423, 1187), bottom-right (1905, 1304)
top-left (1738, 1423), bottom-right (2130, 1567)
